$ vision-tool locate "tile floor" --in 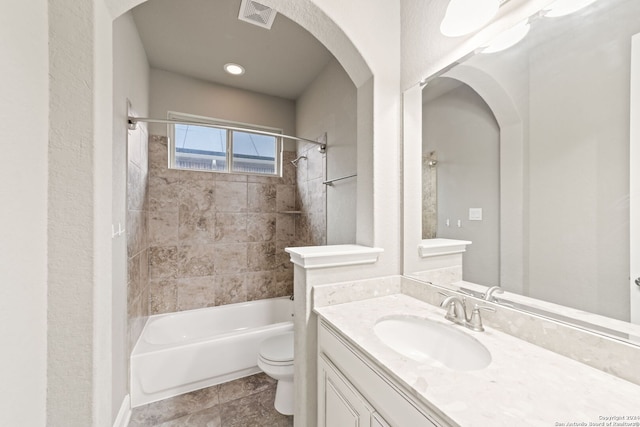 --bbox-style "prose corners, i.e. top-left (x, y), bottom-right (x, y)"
top-left (129, 373), bottom-right (293, 427)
